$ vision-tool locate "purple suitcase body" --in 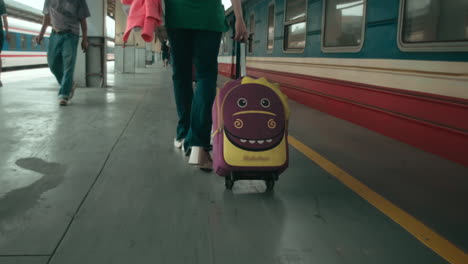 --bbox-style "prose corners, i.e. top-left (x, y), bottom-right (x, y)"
top-left (212, 77), bottom-right (289, 189)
